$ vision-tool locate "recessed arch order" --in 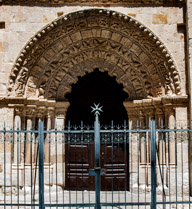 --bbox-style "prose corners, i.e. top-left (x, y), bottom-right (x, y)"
top-left (8, 9), bottom-right (182, 101)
